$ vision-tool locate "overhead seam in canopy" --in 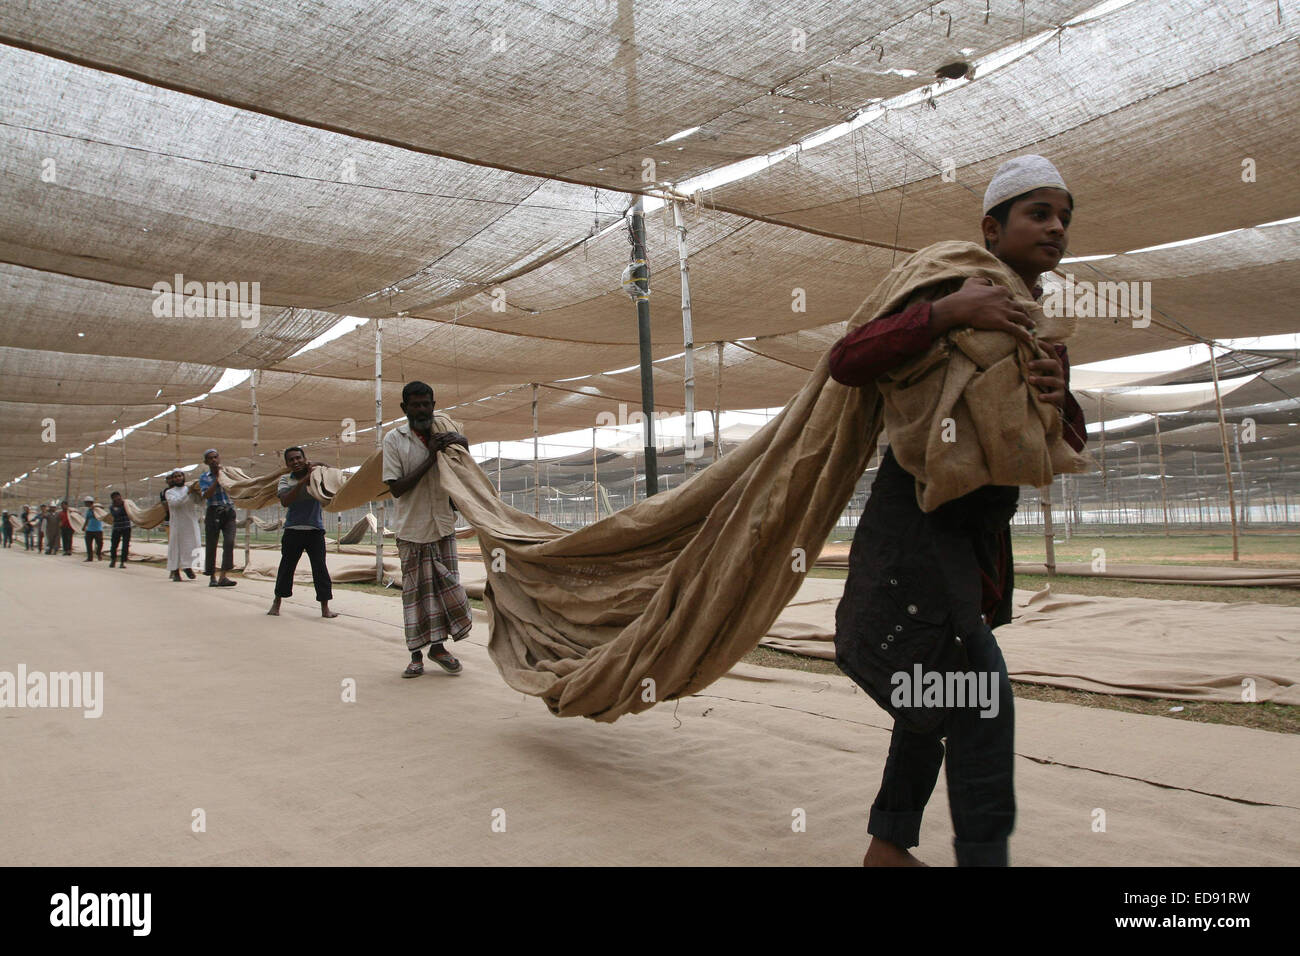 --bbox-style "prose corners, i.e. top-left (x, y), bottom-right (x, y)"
top-left (0, 119), bottom-right (618, 214)
top-left (728, 341), bottom-right (815, 371)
